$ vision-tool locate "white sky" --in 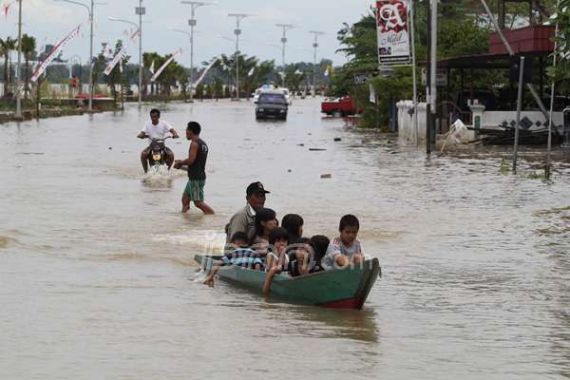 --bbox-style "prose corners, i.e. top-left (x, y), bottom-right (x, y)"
top-left (0, 0), bottom-right (374, 67)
